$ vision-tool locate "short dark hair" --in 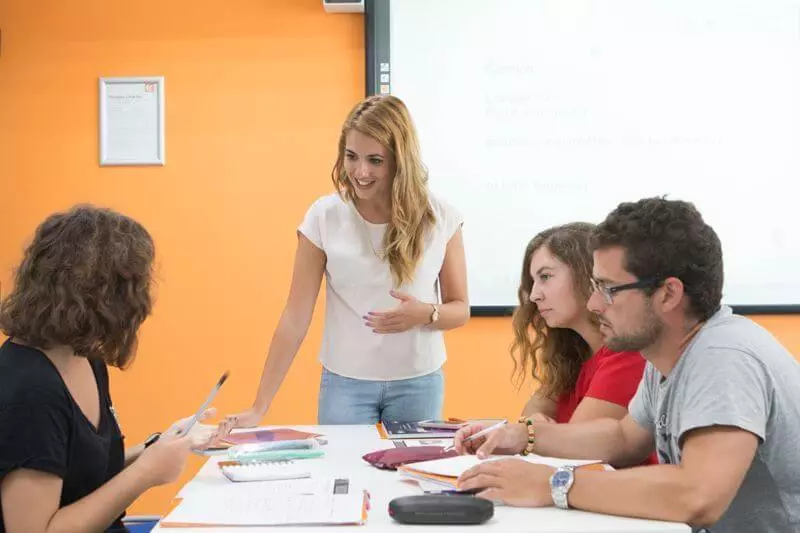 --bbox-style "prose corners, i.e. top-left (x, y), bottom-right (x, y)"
top-left (592, 197), bottom-right (723, 320)
top-left (0, 205), bottom-right (155, 368)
